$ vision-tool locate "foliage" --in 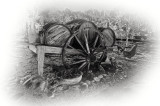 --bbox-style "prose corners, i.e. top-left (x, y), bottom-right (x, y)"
top-left (28, 8), bottom-right (152, 37)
